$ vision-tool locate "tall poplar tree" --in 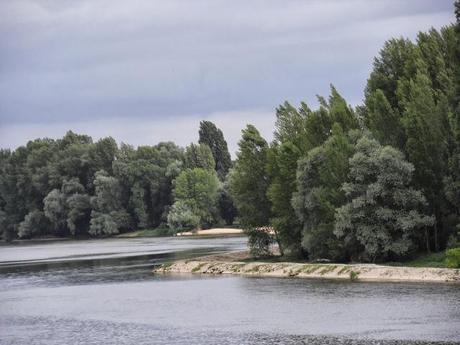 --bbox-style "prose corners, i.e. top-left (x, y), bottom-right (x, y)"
top-left (198, 121), bottom-right (232, 180)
